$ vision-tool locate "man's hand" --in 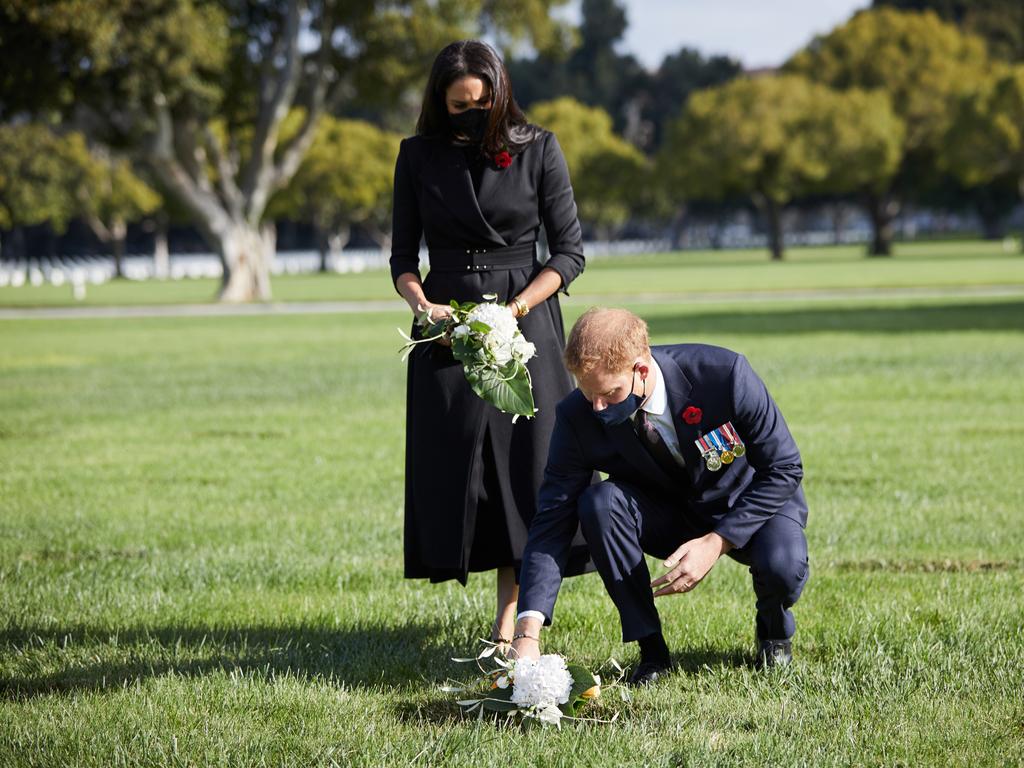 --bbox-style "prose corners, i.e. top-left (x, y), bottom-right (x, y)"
top-left (509, 616), bottom-right (542, 661)
top-left (650, 532), bottom-right (733, 597)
